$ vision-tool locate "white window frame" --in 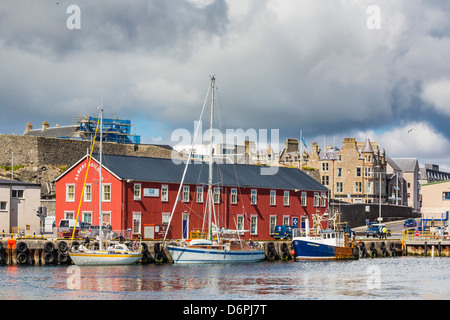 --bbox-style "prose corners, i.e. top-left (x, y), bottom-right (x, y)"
top-left (301, 191), bottom-right (307, 207)
top-left (320, 192), bottom-right (327, 207)
top-left (250, 215), bottom-right (258, 235)
top-left (66, 184), bottom-right (75, 202)
top-left (182, 185), bottom-right (190, 203)
top-left (132, 212), bottom-right (141, 235)
top-left (270, 190), bottom-right (276, 206)
top-left (269, 216), bottom-right (277, 235)
top-left (251, 189), bottom-right (257, 205)
top-left (314, 192), bottom-right (320, 207)
top-left (82, 211), bottom-right (92, 224)
top-left (161, 185), bottom-right (169, 202)
top-left (230, 188), bottom-right (238, 204)
top-left (84, 184), bottom-right (92, 202)
top-left (134, 183), bottom-right (141, 201)
top-left (64, 211), bottom-right (75, 219)
top-left (102, 184), bottom-right (111, 202)
top-left (196, 186), bottom-right (204, 203)
top-left (236, 215), bottom-right (244, 231)
top-left (214, 187), bottom-right (221, 204)
top-left (284, 190), bottom-right (290, 206)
